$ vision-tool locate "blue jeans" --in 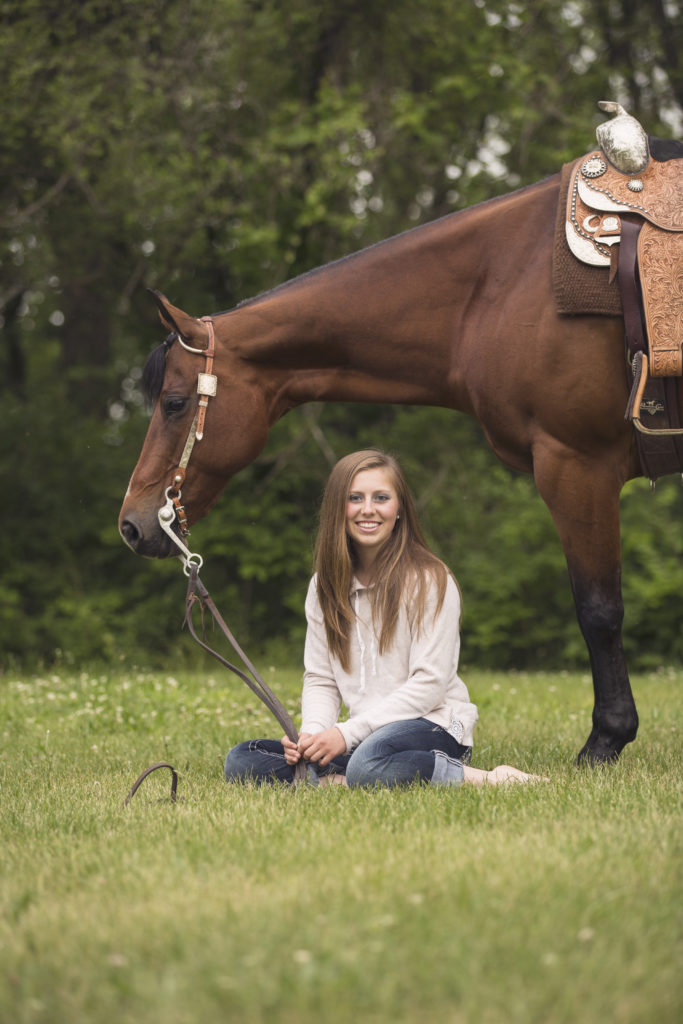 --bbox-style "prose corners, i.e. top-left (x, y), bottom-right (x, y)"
top-left (224, 718), bottom-right (472, 788)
